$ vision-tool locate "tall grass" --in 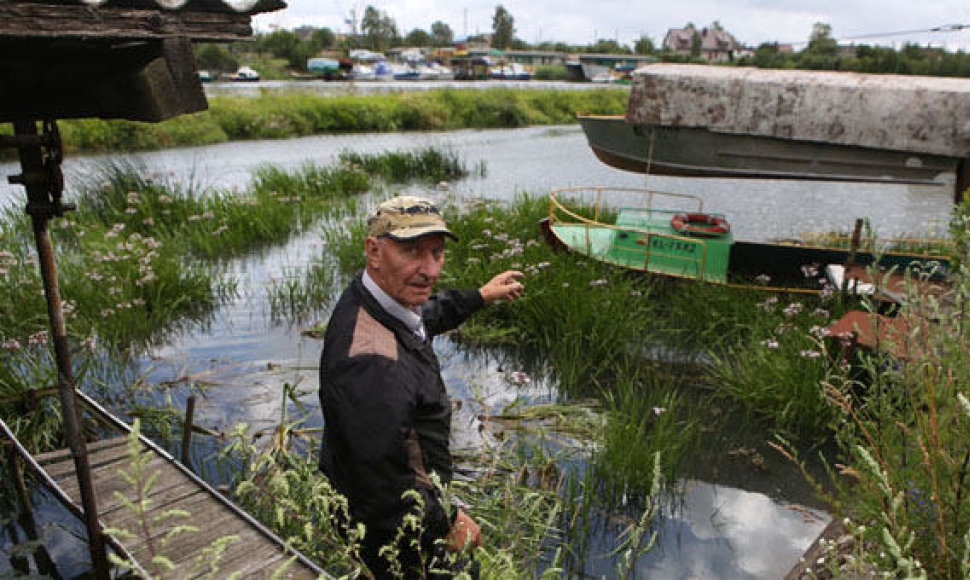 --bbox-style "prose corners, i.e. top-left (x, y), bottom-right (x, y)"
top-left (39, 89), bottom-right (628, 157)
top-left (806, 263), bottom-right (970, 576)
top-left (0, 147), bottom-right (471, 453)
top-left (337, 147), bottom-right (476, 184)
top-left (705, 290), bottom-right (852, 438)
